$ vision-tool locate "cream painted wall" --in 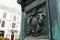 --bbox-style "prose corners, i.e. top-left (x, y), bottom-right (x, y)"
top-left (0, 5), bottom-right (21, 39)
